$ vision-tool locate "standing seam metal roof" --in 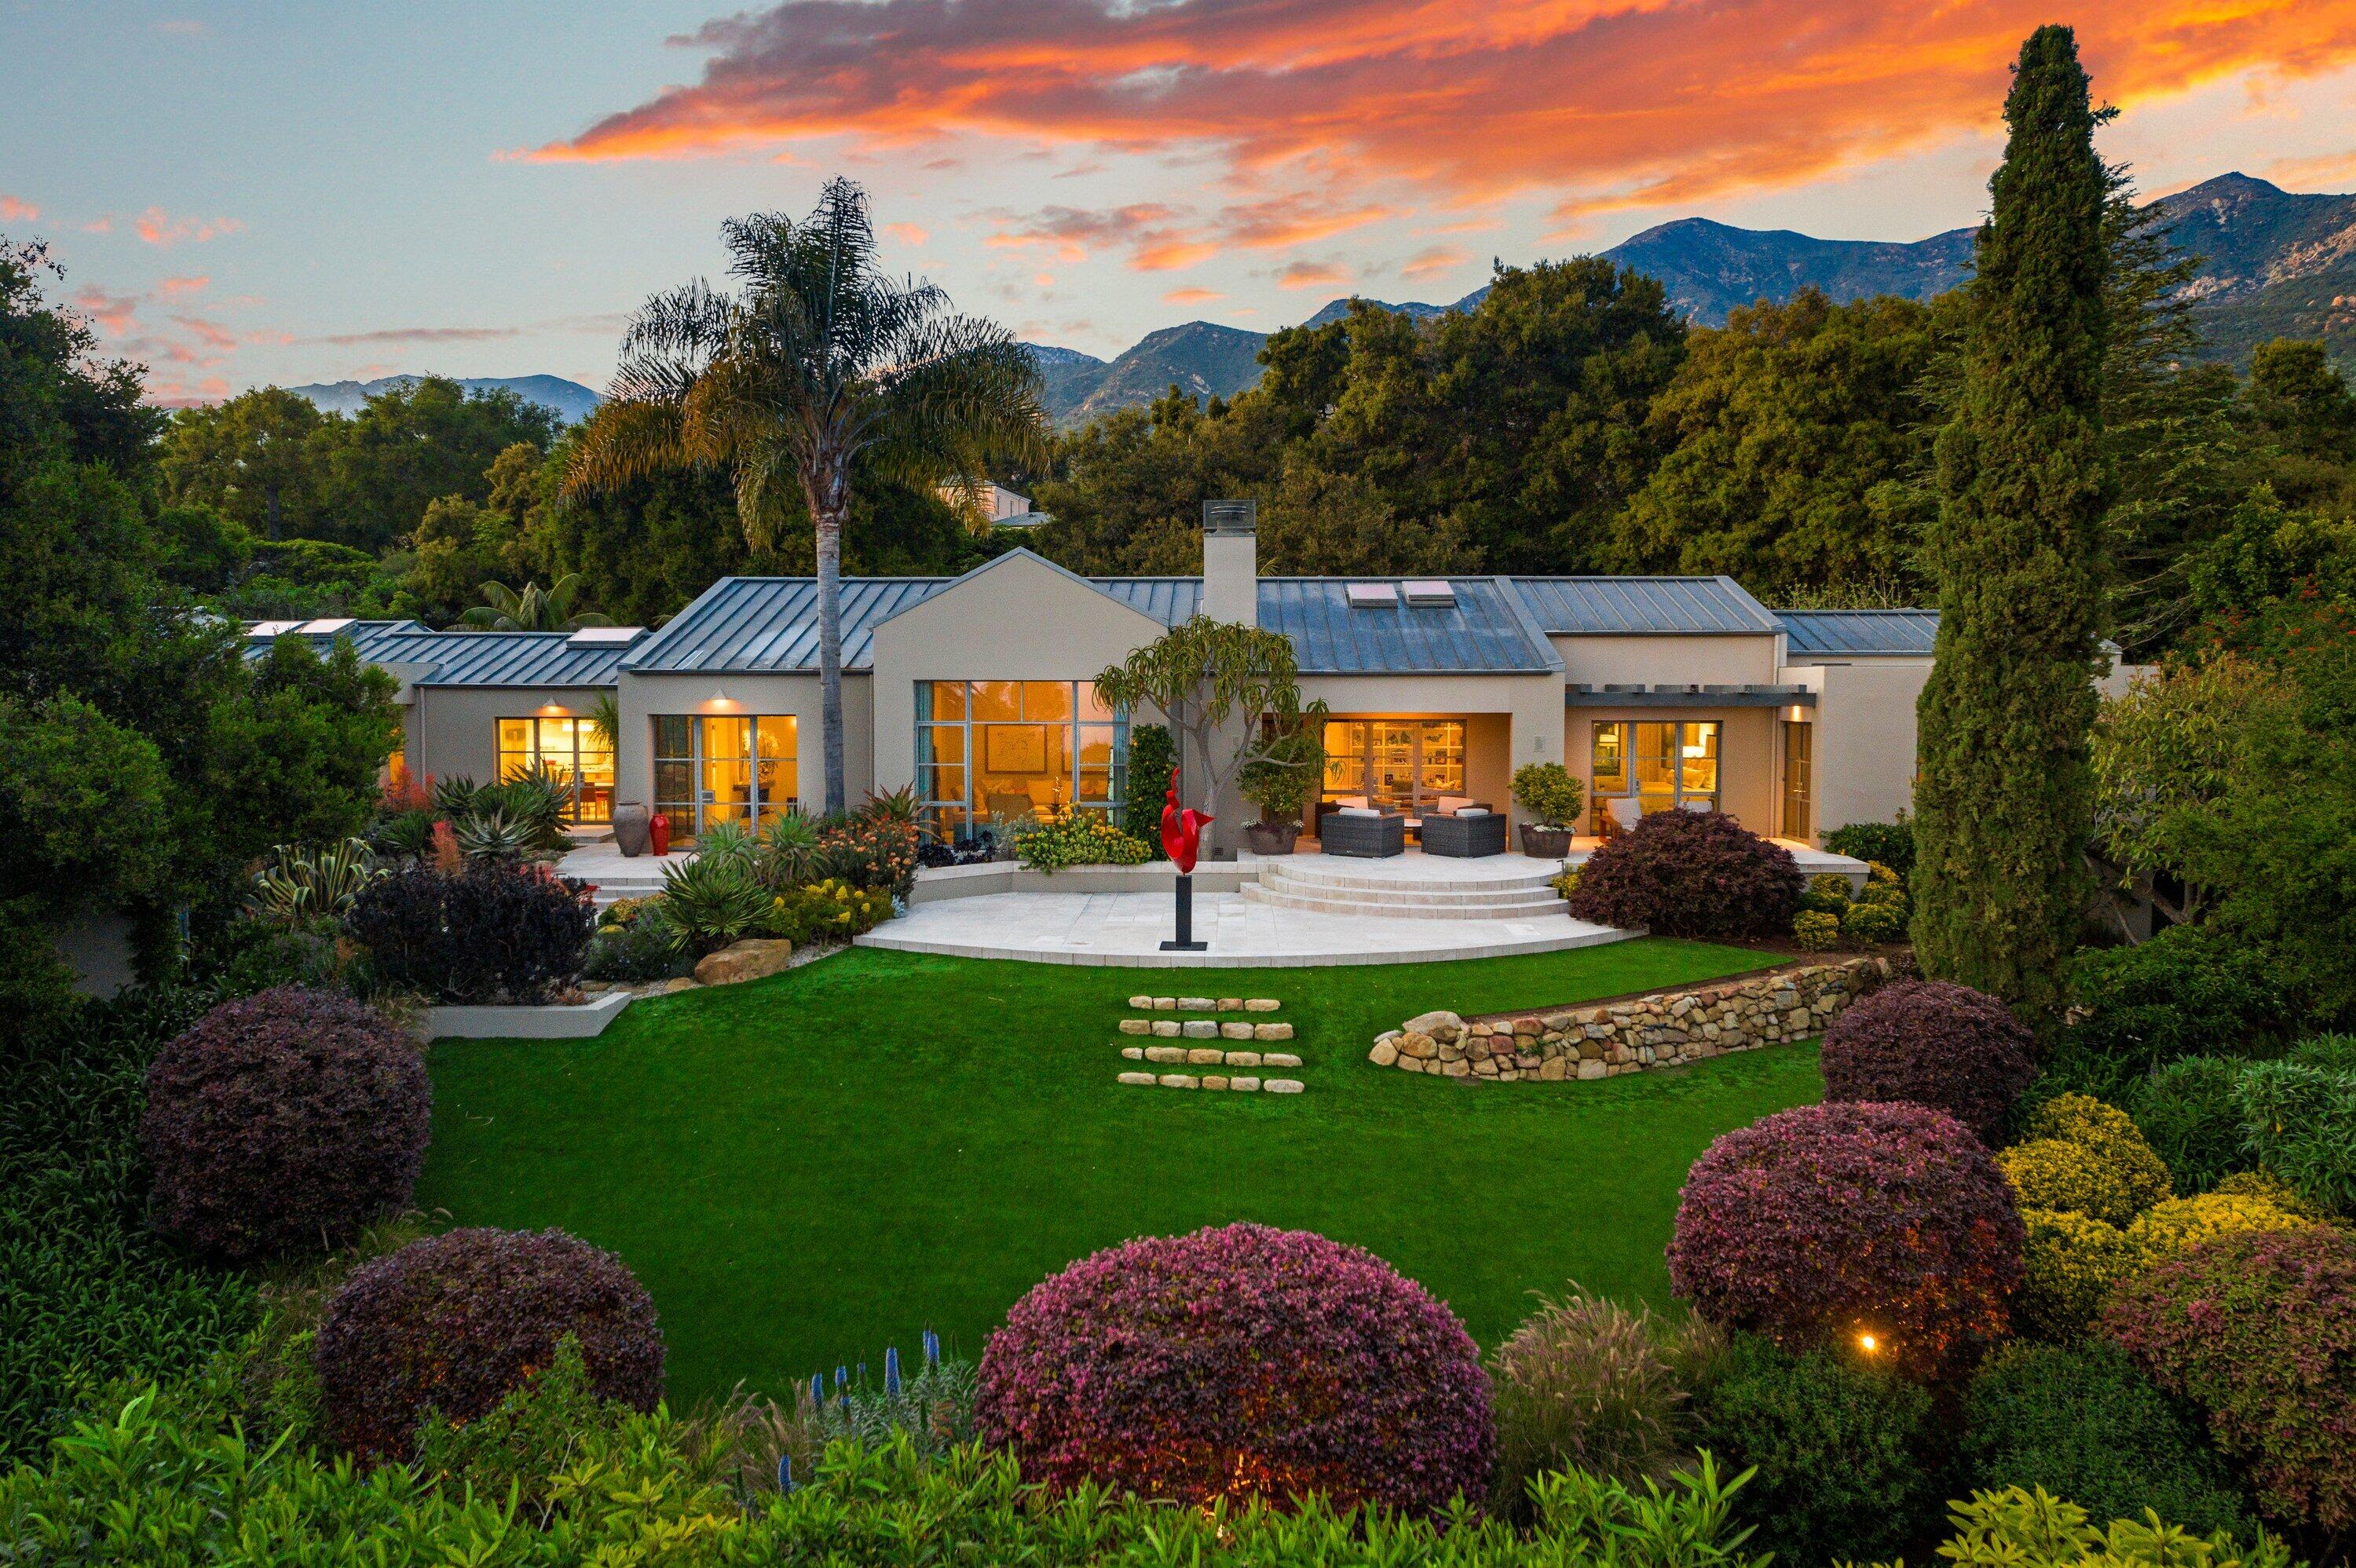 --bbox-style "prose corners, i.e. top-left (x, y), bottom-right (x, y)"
top-left (1777, 609), bottom-right (1940, 656)
top-left (243, 623), bottom-right (629, 686)
top-left (621, 578), bottom-right (955, 674)
top-left (1506, 576), bottom-right (1780, 634)
top-left (1257, 578), bottom-right (1561, 673)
